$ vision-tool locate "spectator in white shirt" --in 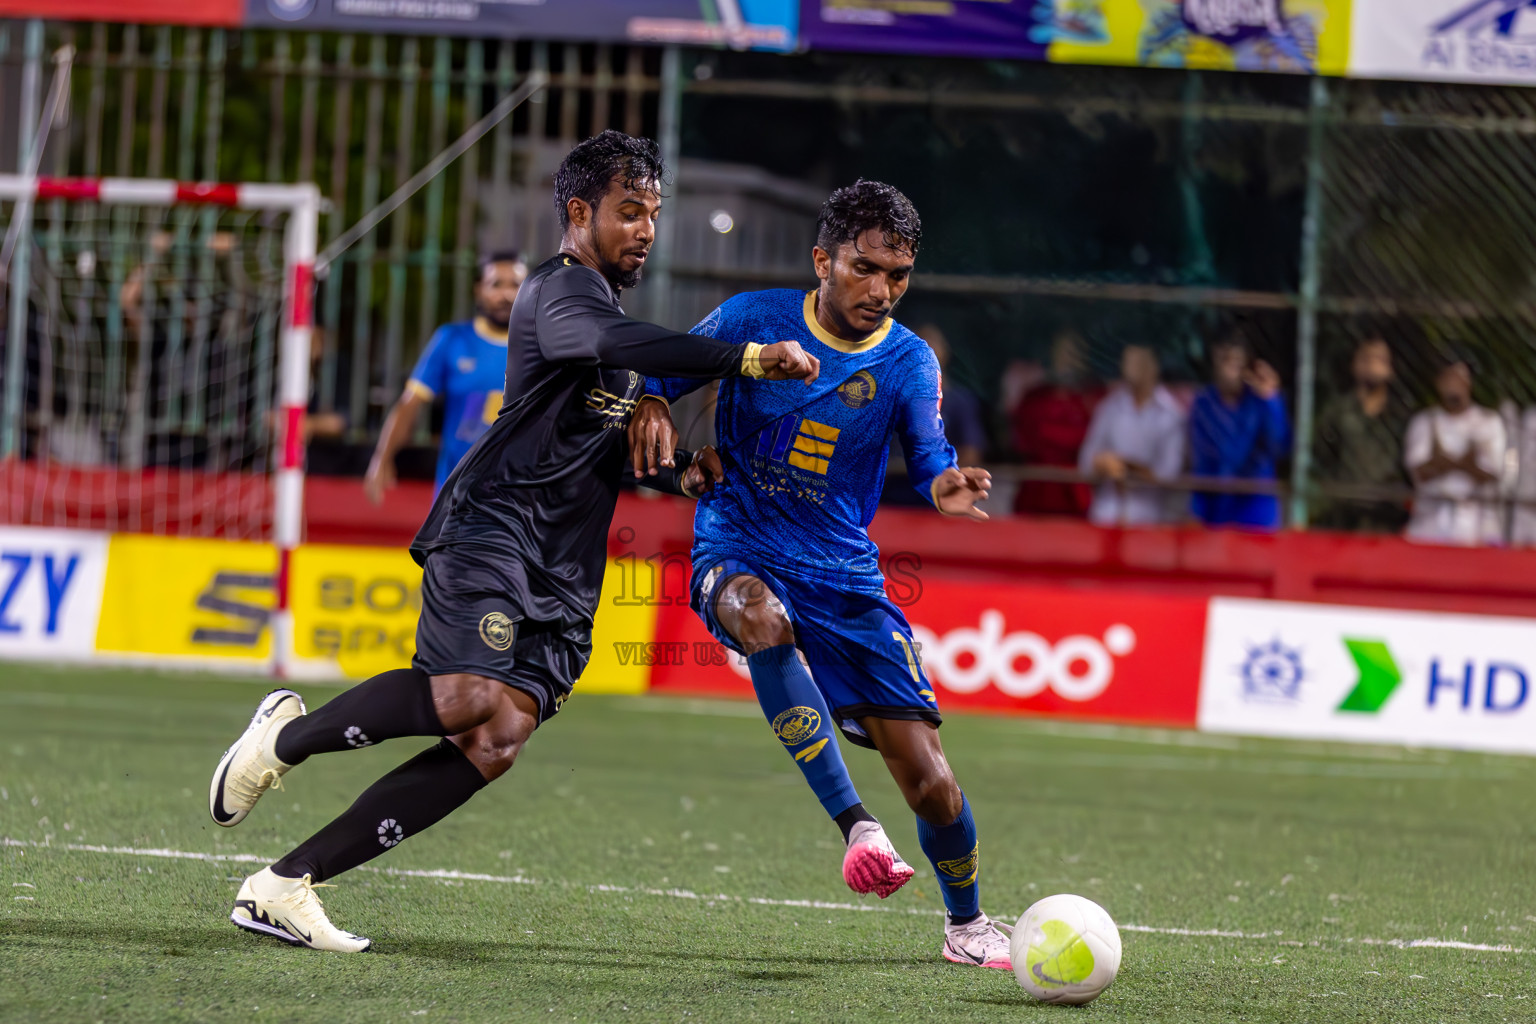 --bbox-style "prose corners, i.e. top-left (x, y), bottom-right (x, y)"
top-left (1079, 344), bottom-right (1186, 526)
top-left (1404, 352), bottom-right (1506, 547)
